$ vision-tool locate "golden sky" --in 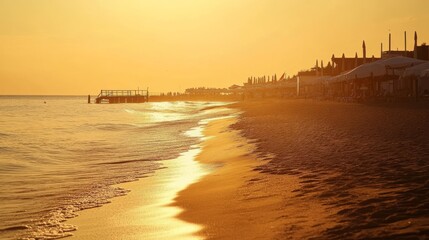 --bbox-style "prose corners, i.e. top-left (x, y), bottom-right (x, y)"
top-left (1, 0), bottom-right (428, 95)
